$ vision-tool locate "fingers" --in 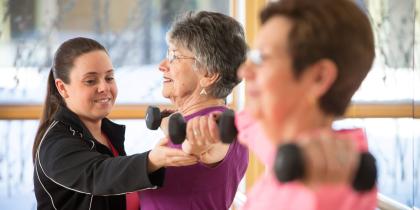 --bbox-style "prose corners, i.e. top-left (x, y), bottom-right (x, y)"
top-left (199, 116), bottom-right (212, 143)
top-left (157, 137), bottom-right (169, 146)
top-left (327, 136), bottom-right (358, 183)
top-left (161, 109), bottom-right (176, 118)
top-left (299, 132), bottom-right (360, 189)
top-left (186, 117), bottom-right (197, 145)
top-left (165, 156), bottom-right (198, 167)
top-left (191, 117), bottom-right (203, 146)
top-left (300, 137), bottom-right (327, 187)
top-left (150, 143), bottom-right (198, 168)
top-left (338, 139), bottom-right (359, 181)
top-left (208, 114), bottom-right (220, 143)
top-left (317, 134), bottom-right (340, 182)
top-left (160, 117), bottom-right (169, 136)
top-left (163, 146), bottom-right (196, 157)
top-left (186, 115), bottom-right (219, 146)
top-left (161, 147), bottom-right (198, 167)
